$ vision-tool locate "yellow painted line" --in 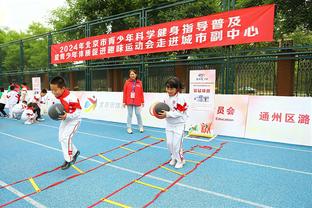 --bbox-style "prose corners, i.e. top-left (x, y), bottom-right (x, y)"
top-left (185, 159), bottom-right (200, 164)
top-left (135, 141), bottom-right (149, 146)
top-left (134, 180), bottom-right (166, 191)
top-left (149, 136), bottom-right (165, 141)
top-left (160, 166), bottom-right (184, 176)
top-left (71, 164), bottom-right (84, 174)
top-left (98, 154), bottom-right (112, 162)
top-left (188, 151), bottom-right (210, 157)
top-left (101, 198), bottom-right (131, 208)
top-left (28, 177), bottom-right (41, 192)
top-left (120, 146), bottom-right (136, 152)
